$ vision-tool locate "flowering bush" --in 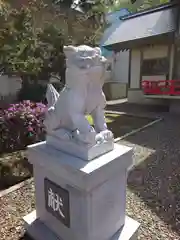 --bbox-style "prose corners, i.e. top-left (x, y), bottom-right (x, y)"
top-left (0, 101), bottom-right (47, 153)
